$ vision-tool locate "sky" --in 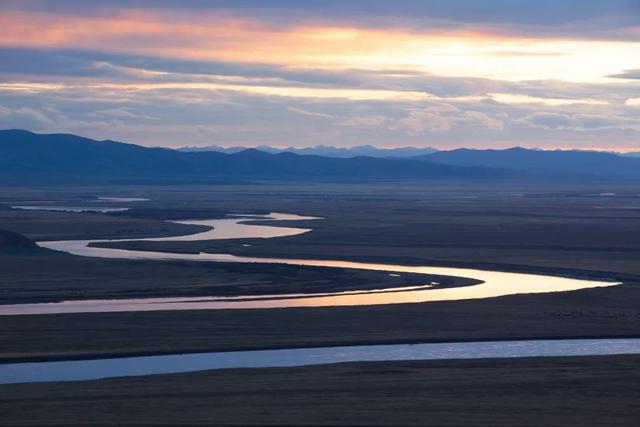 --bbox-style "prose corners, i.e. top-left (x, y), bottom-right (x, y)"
top-left (1, 1), bottom-right (640, 151)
